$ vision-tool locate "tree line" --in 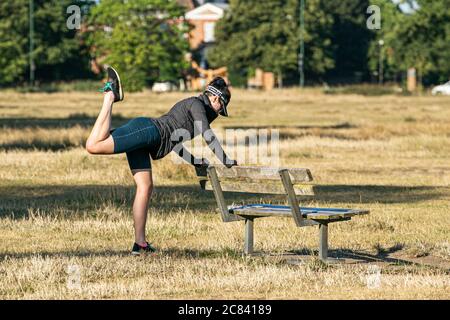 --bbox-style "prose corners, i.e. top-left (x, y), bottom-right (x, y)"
top-left (0, 0), bottom-right (448, 90)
